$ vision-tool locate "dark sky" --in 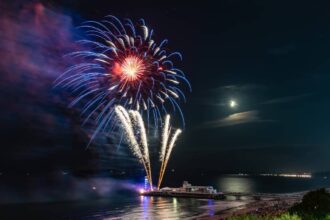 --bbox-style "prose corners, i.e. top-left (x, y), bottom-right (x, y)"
top-left (1, 0), bottom-right (330, 177)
